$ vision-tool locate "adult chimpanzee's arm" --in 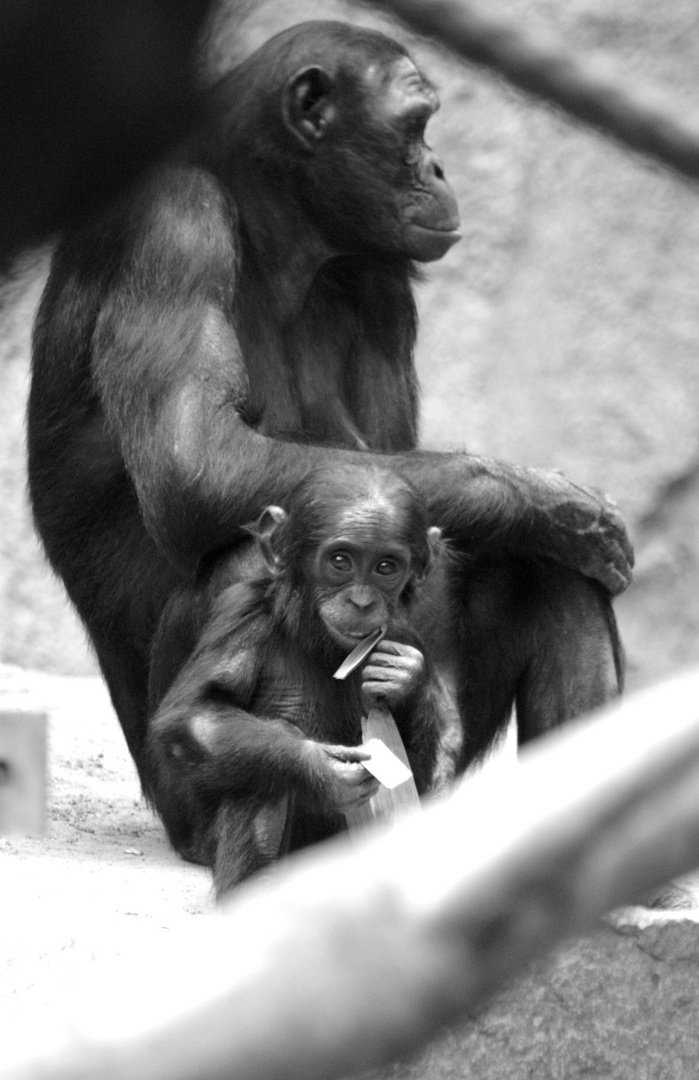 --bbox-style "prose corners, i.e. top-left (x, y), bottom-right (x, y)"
top-left (397, 454), bottom-right (633, 596)
top-left (92, 164), bottom-right (631, 594)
